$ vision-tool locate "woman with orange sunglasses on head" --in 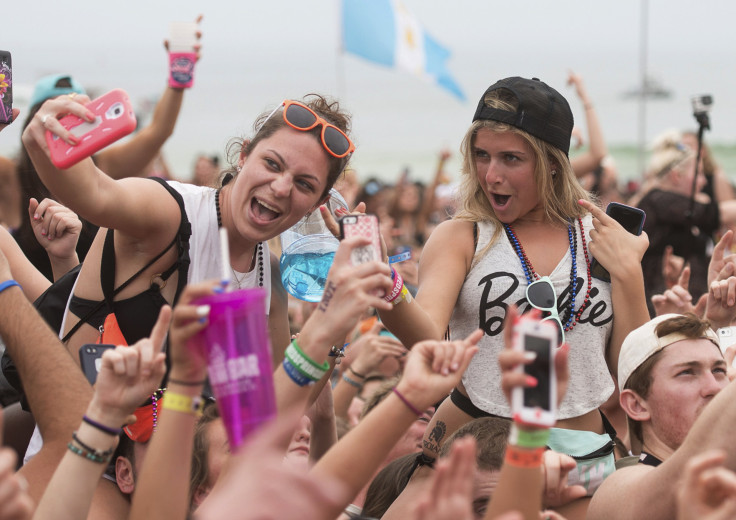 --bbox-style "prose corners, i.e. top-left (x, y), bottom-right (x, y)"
top-left (378, 77), bottom-right (651, 512)
top-left (20, 93), bottom-right (386, 385)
